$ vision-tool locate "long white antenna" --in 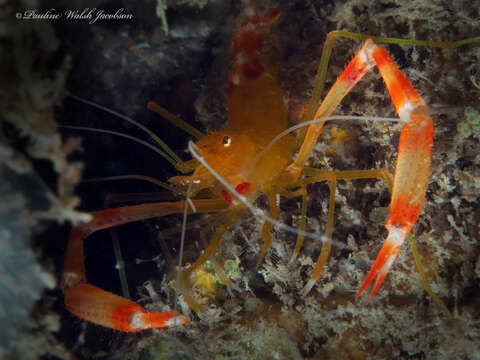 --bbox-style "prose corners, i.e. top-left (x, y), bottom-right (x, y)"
top-left (251, 115), bottom-right (403, 167)
top-left (189, 141), bottom-right (342, 247)
top-left (188, 114), bottom-right (402, 247)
